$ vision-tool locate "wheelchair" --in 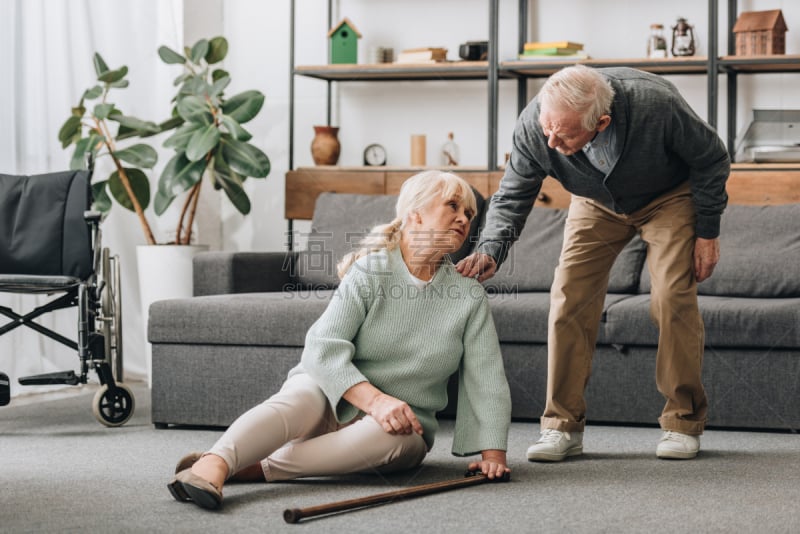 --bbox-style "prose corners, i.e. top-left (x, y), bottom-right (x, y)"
top-left (0, 168), bottom-right (134, 426)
